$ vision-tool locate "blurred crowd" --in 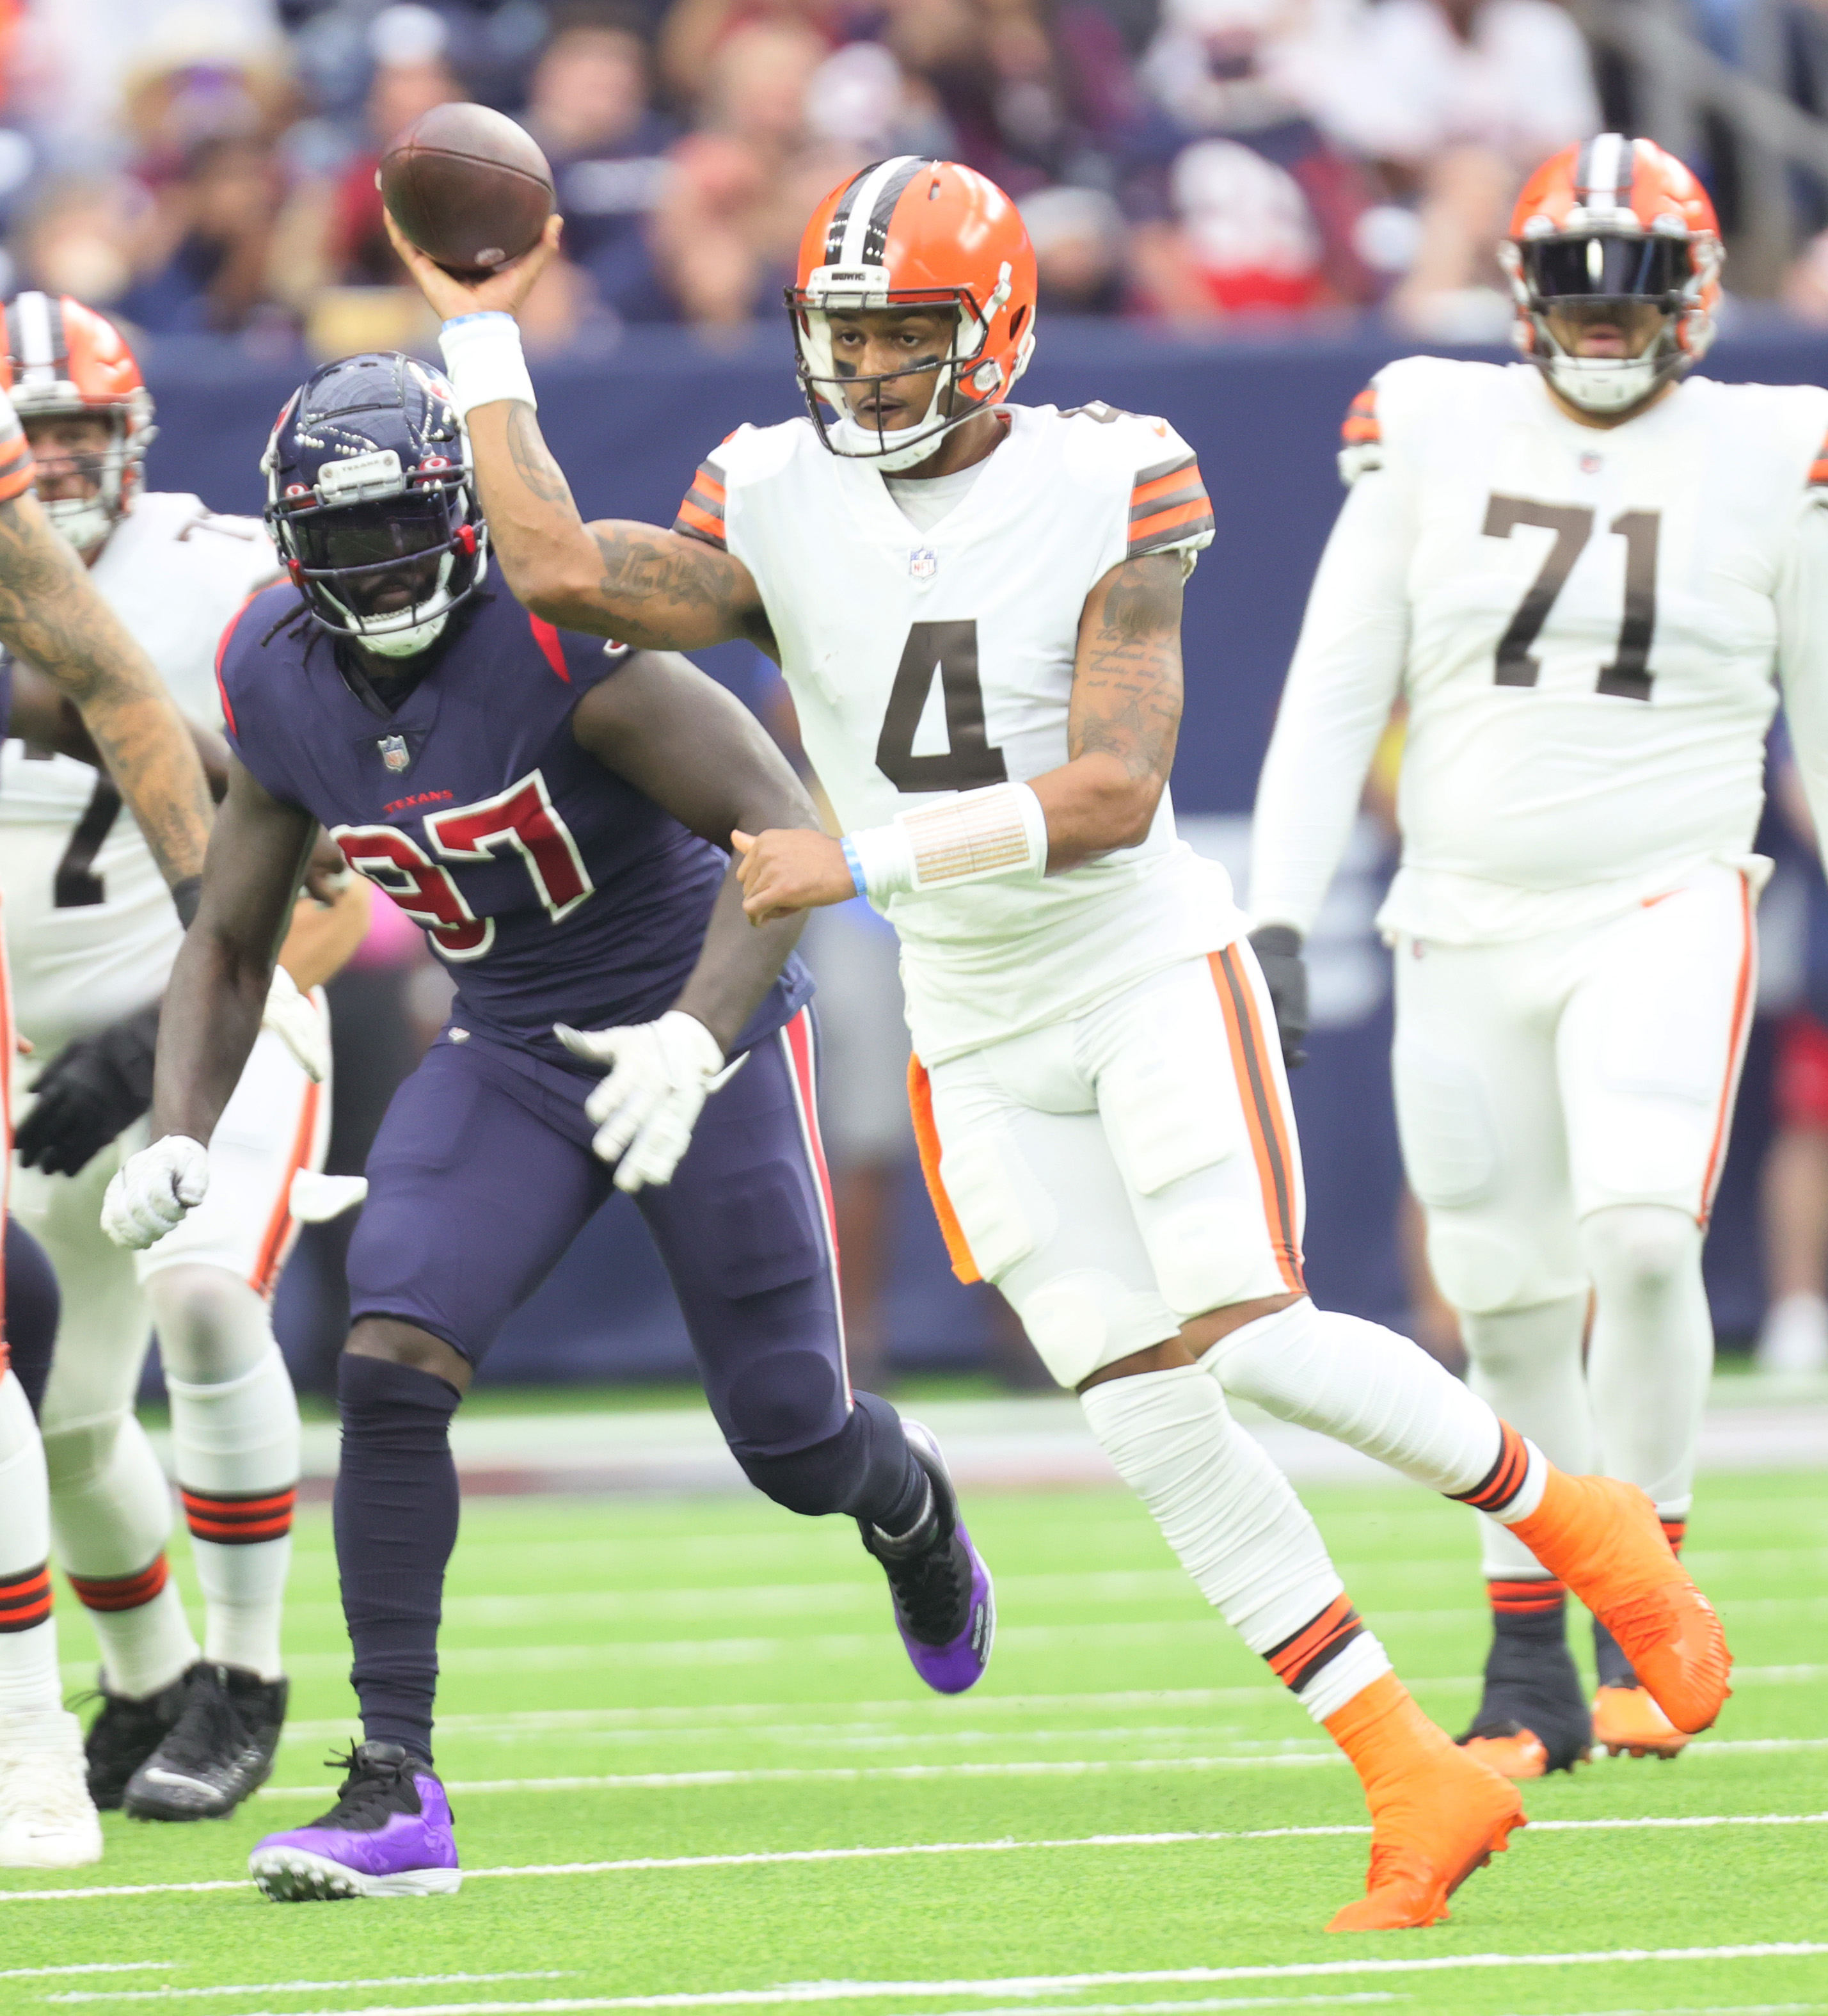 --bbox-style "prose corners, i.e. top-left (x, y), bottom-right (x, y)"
top-left (0, 0), bottom-right (1667, 353)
